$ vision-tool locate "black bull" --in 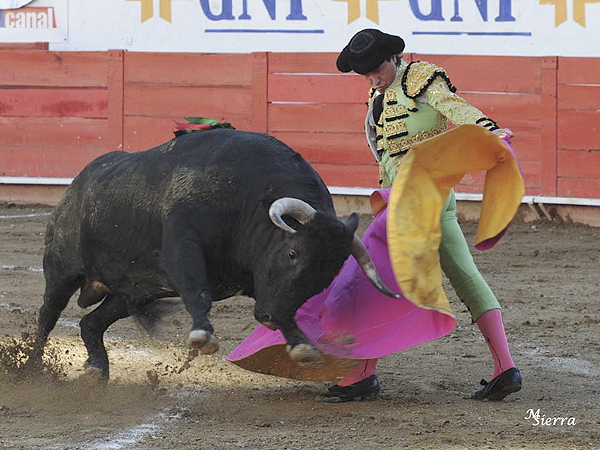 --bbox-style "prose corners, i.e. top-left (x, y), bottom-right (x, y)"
top-left (34, 129), bottom-right (399, 378)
